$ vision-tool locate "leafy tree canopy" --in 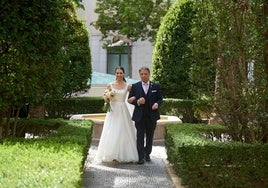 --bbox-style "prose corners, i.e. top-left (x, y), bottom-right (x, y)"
top-left (92, 0), bottom-right (172, 43)
top-left (61, 17), bottom-right (92, 98)
top-left (0, 0), bottom-right (91, 137)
